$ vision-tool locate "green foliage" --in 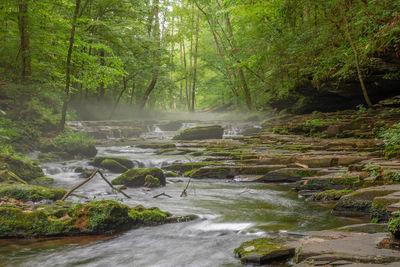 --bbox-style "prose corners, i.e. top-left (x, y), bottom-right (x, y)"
top-left (40, 130), bottom-right (97, 158)
top-left (378, 123), bottom-right (400, 159)
top-left (144, 175), bottom-right (161, 188)
top-left (388, 211), bottom-right (400, 238)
